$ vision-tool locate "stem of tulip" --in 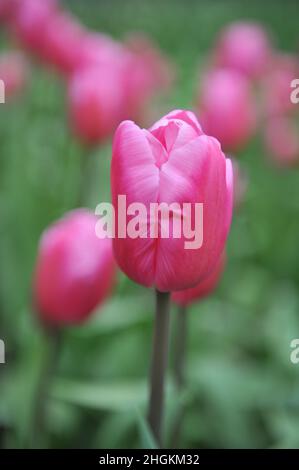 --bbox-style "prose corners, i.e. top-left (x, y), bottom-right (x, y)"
top-left (148, 290), bottom-right (170, 447)
top-left (31, 327), bottom-right (62, 448)
top-left (174, 305), bottom-right (187, 389)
